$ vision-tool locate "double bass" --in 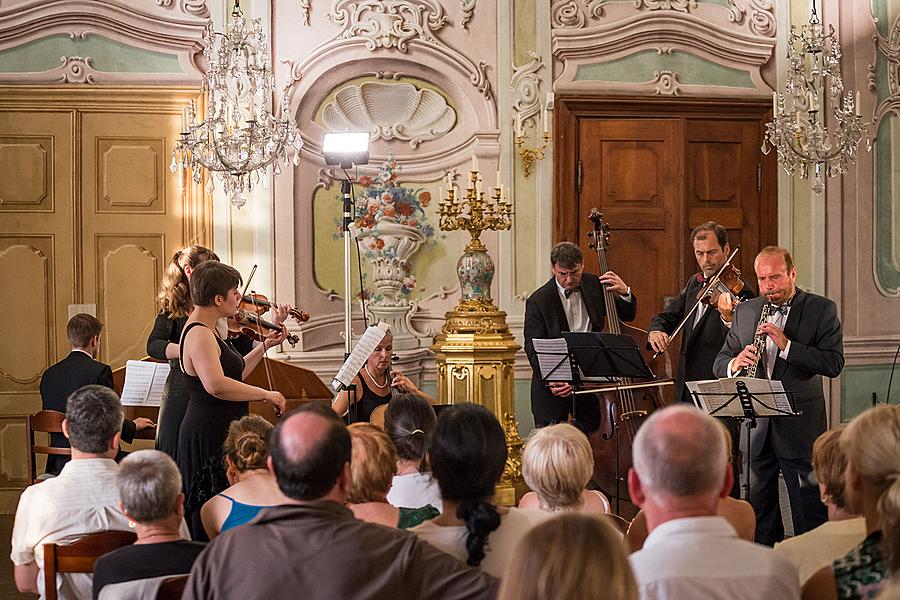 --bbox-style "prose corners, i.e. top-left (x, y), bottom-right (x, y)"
top-left (585, 209), bottom-right (673, 514)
